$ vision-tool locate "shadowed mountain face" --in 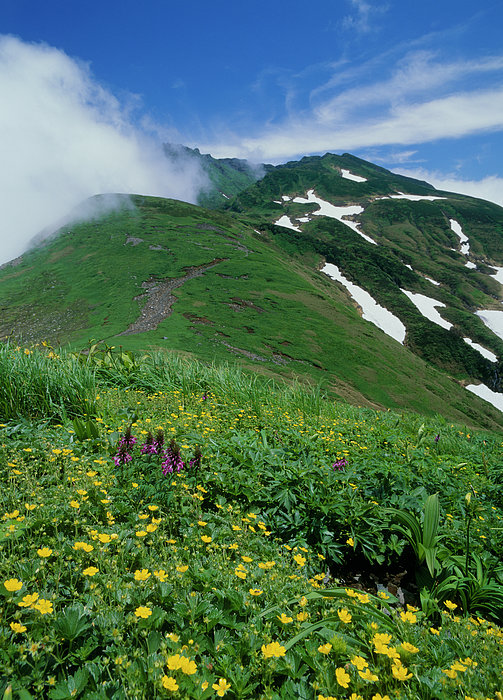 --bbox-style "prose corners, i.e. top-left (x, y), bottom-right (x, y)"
top-left (1, 152), bottom-right (503, 428)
